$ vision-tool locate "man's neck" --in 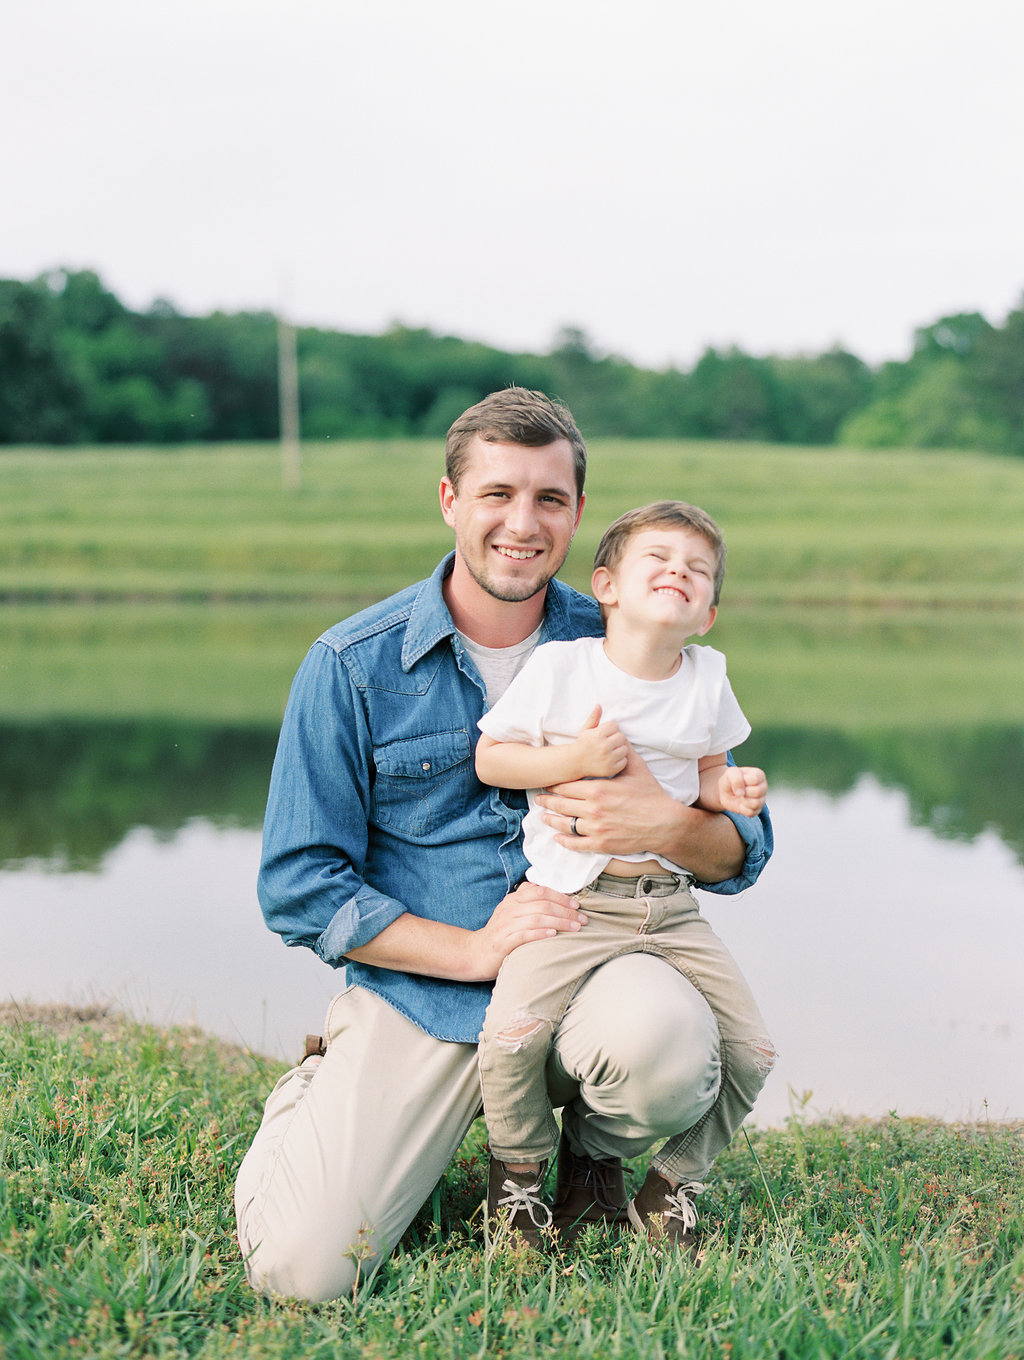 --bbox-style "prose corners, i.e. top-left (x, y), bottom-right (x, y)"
top-left (442, 560), bottom-right (548, 648)
top-left (602, 618), bottom-right (686, 681)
